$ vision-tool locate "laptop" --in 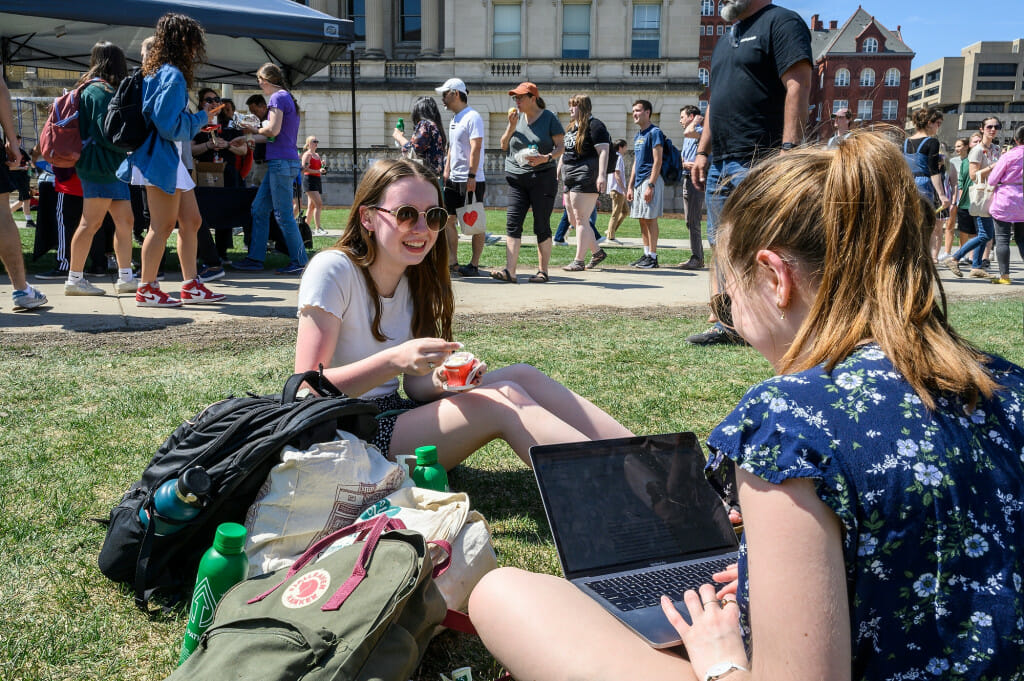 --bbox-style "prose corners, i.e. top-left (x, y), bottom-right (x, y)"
top-left (529, 432), bottom-right (739, 648)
